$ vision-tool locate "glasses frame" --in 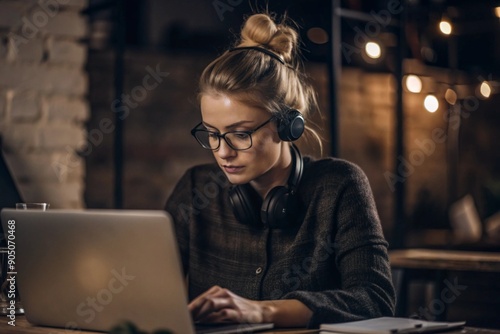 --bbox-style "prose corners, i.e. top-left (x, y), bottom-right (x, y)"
top-left (191, 117), bottom-right (274, 151)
